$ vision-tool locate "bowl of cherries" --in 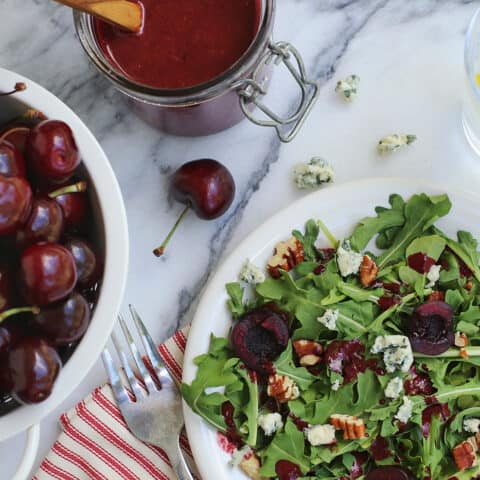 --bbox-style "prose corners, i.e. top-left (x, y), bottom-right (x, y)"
top-left (0, 68), bottom-right (128, 452)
